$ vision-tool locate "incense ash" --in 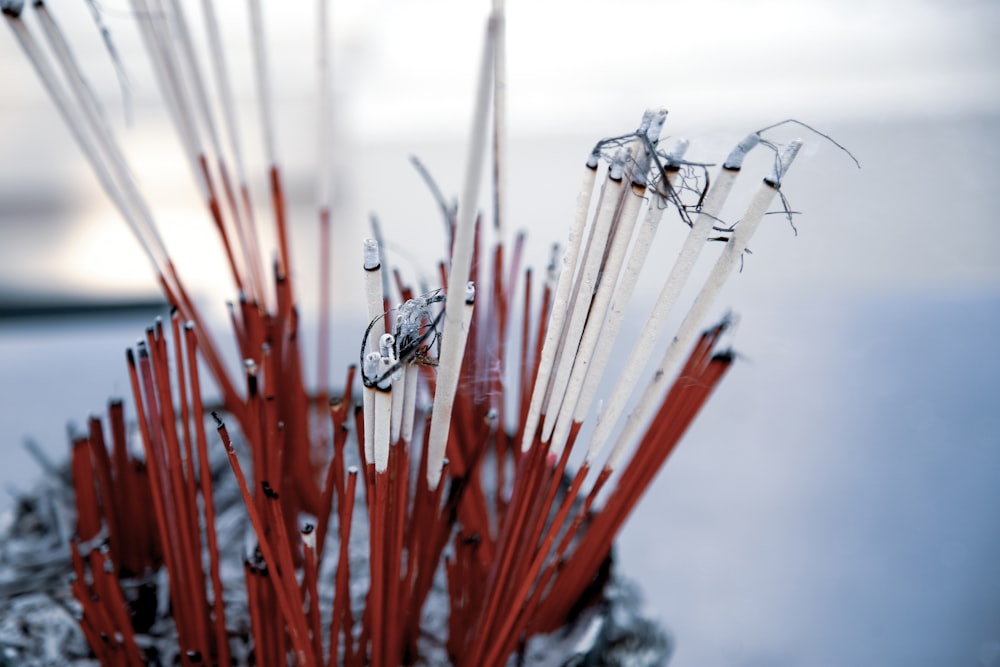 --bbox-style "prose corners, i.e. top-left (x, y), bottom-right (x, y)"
top-left (0, 1), bottom-right (849, 665)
